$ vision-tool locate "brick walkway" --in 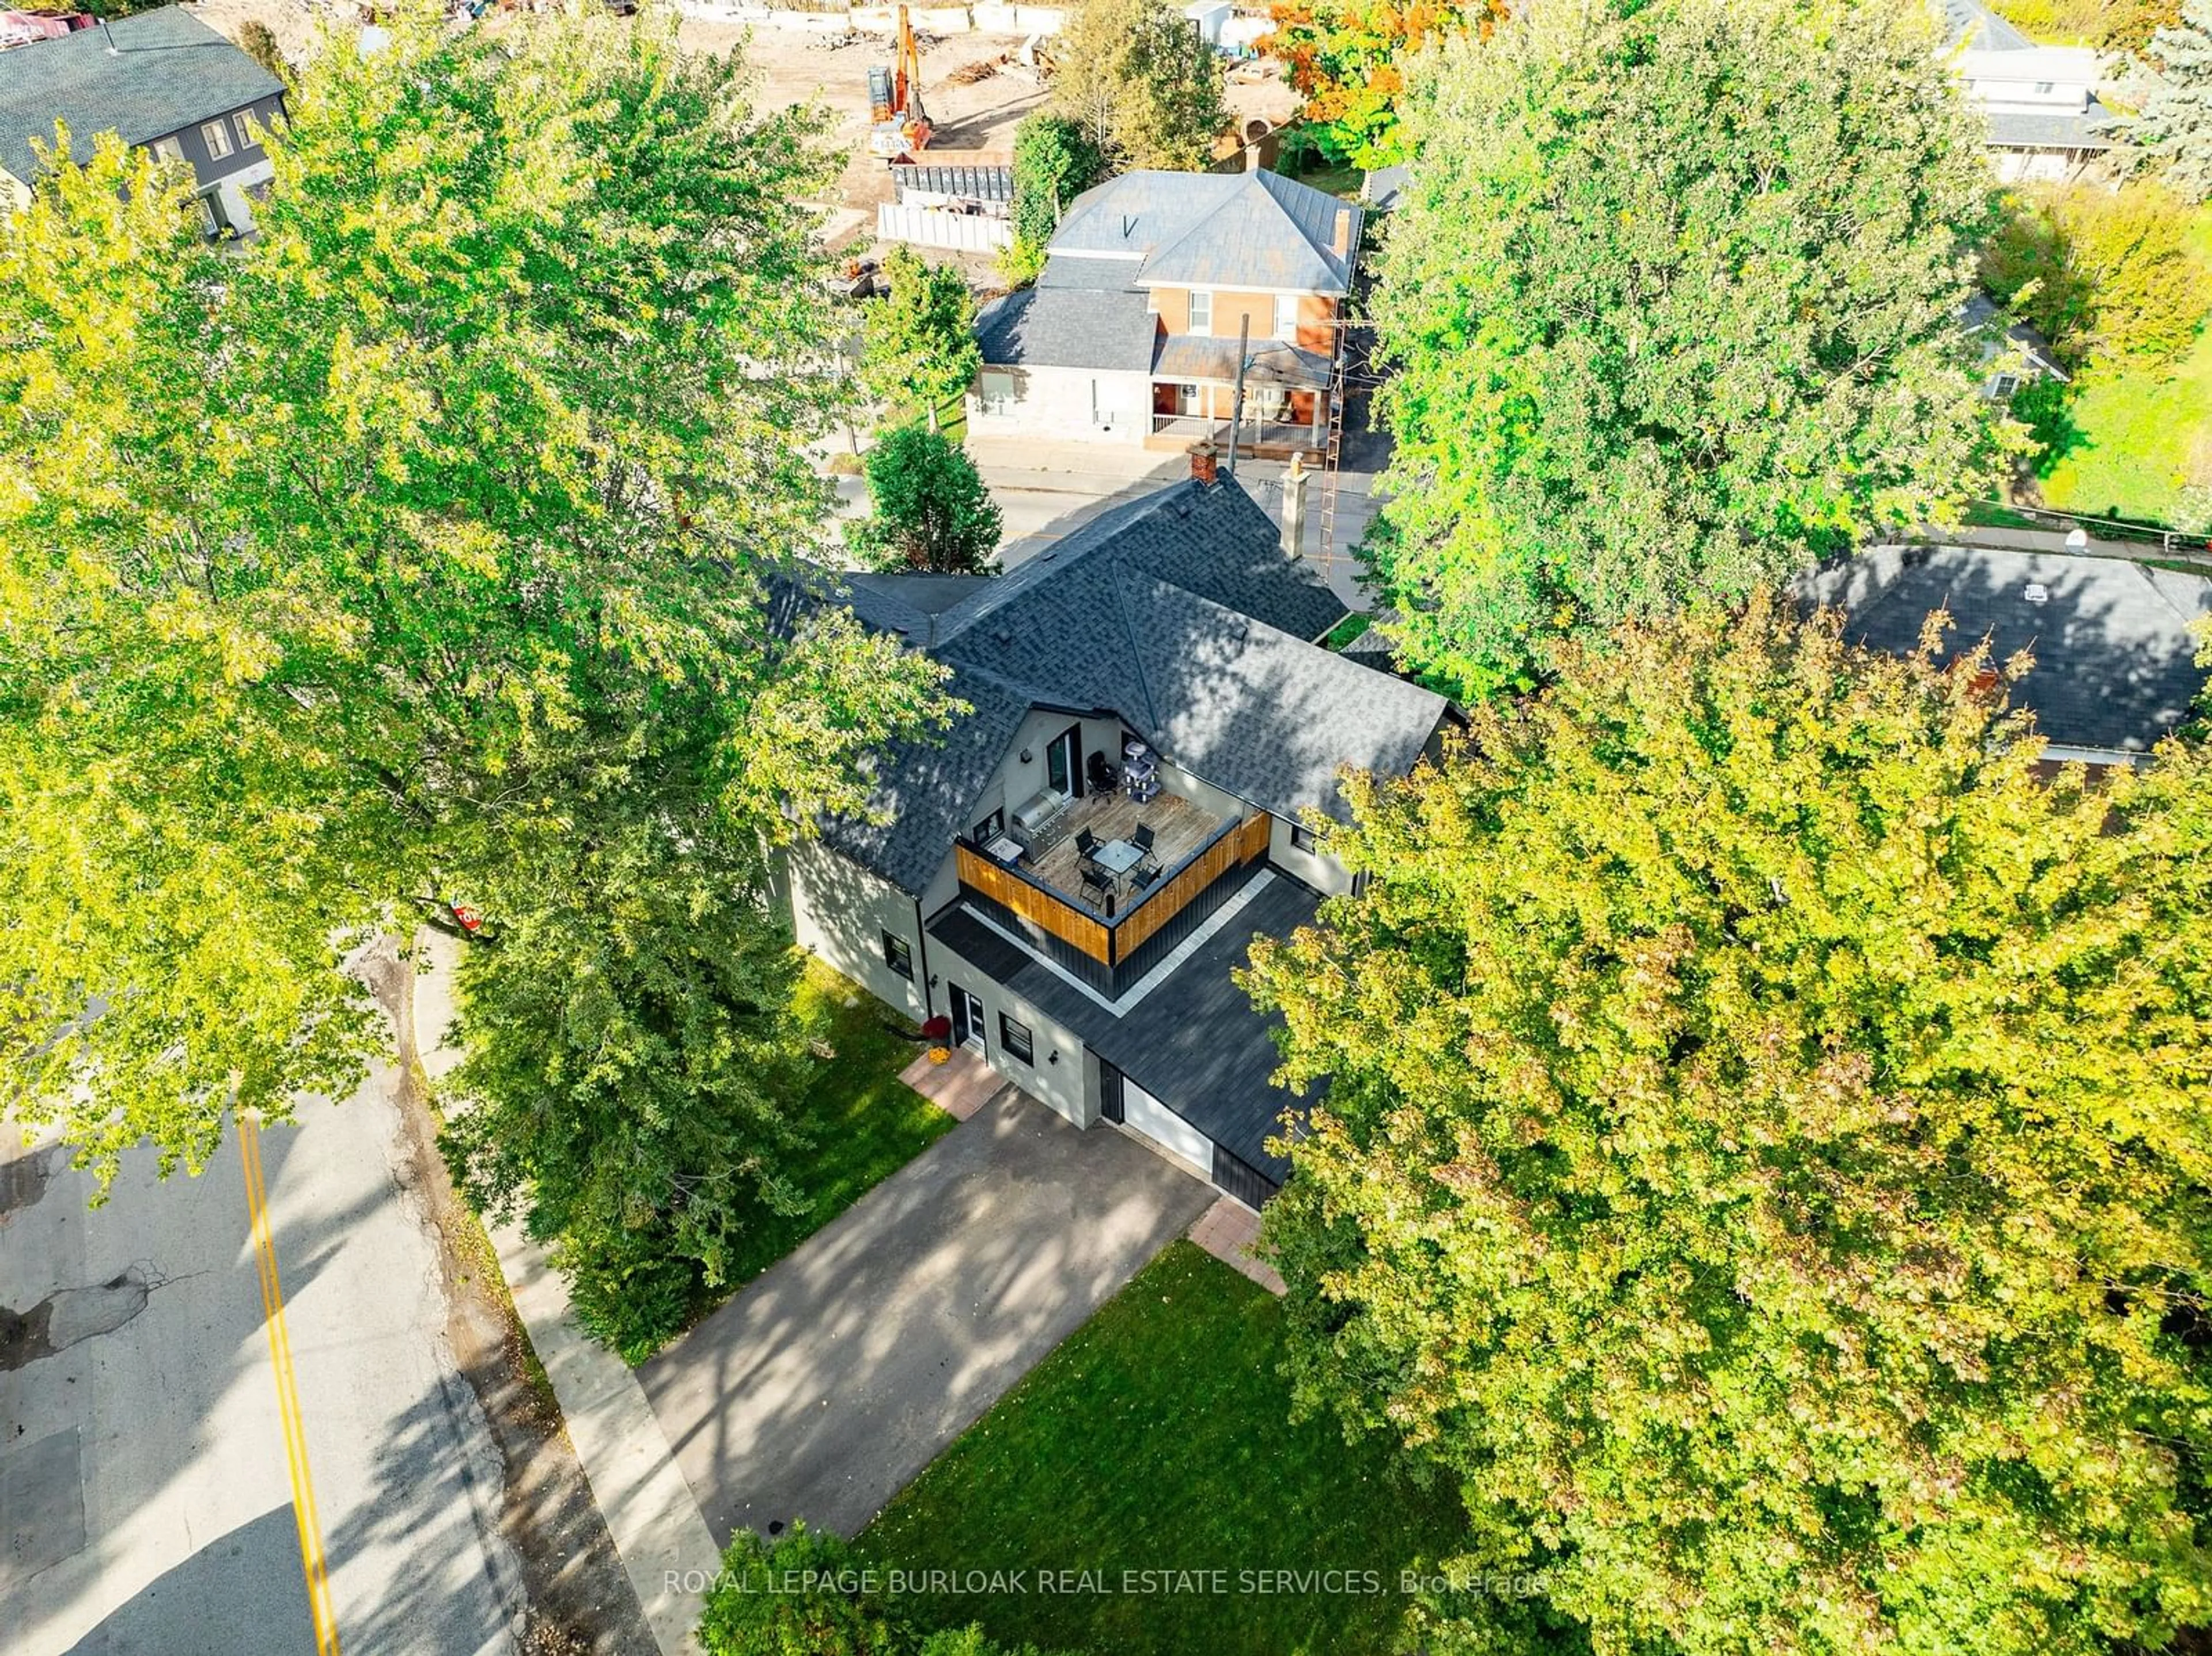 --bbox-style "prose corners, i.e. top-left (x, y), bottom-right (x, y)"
top-left (1188, 1196), bottom-right (1286, 1296)
top-left (897, 1046), bottom-right (1005, 1121)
